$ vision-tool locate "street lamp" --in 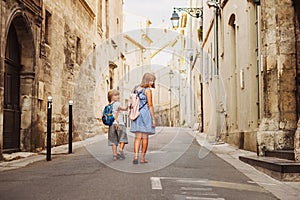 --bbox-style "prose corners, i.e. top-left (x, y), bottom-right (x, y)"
top-left (207, 0), bottom-right (220, 9)
top-left (170, 10), bottom-right (180, 30)
top-left (170, 7), bottom-right (203, 29)
top-left (169, 70), bottom-right (174, 127)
